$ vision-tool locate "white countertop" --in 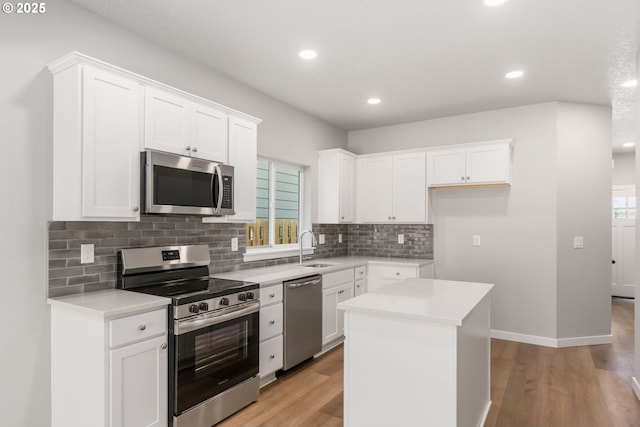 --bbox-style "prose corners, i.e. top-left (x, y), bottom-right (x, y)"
top-left (211, 256), bottom-right (433, 286)
top-left (48, 289), bottom-right (171, 319)
top-left (337, 278), bottom-right (493, 326)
